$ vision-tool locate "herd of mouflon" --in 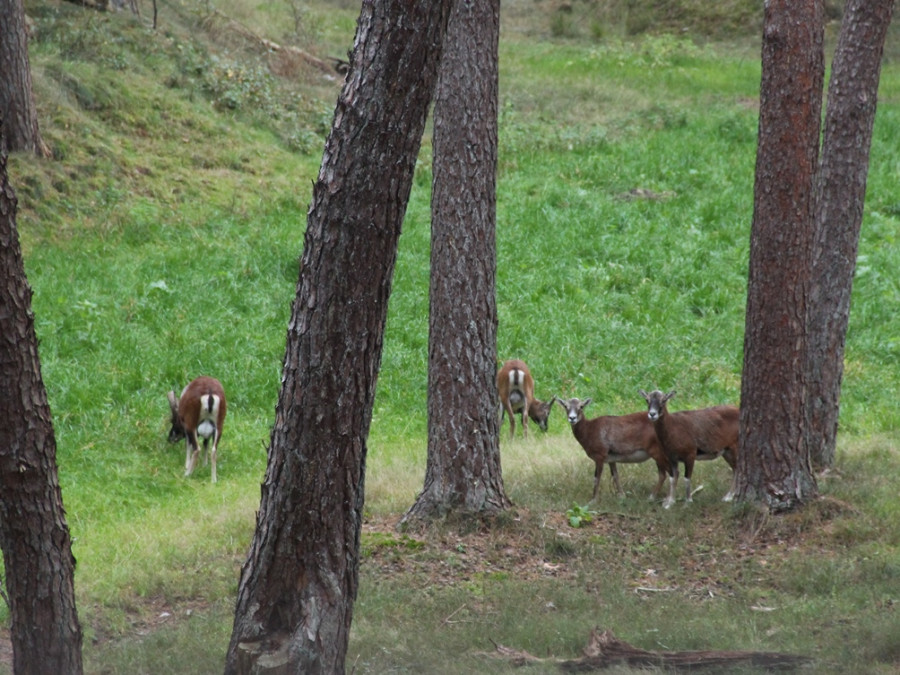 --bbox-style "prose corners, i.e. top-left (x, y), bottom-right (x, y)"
top-left (165, 361), bottom-right (738, 507)
top-left (498, 359), bottom-right (738, 509)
